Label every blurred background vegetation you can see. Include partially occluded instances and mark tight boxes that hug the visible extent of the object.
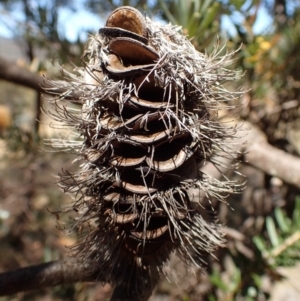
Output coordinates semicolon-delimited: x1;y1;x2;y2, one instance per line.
0;0;300;300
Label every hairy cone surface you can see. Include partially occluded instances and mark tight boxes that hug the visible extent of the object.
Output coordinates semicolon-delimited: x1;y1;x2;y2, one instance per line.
46;6;244;295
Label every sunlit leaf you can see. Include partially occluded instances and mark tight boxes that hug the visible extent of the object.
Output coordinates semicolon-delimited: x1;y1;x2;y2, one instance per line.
253;235;267;252
266;217;280;247
274;207;290;233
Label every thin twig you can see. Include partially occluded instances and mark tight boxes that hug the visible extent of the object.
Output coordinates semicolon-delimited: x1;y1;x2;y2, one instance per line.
240;121;300;189
270;230;300;258
0;57;82;100
203;120;300;189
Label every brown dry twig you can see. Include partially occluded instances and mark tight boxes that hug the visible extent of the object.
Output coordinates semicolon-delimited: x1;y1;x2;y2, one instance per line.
239;121;300;189
0;57;46;92
0;260;155;301
0;57;82;100
0;260;101;296
200;120;300;189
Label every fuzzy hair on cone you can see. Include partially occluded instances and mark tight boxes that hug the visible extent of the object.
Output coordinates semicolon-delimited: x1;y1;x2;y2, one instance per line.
45;6;244;296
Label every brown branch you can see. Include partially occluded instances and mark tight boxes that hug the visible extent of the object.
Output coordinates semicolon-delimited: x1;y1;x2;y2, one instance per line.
0;57;45;92
0;260;157;301
199;120;300;189
0;260;102;296
241;121;300;188
0;57;82;99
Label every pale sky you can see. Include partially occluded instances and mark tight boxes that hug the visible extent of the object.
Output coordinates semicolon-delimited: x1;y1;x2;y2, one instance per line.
0;2;277;42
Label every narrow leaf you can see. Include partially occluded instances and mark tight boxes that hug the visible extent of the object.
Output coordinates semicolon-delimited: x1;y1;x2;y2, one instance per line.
266;217;280;247
275;207;290;233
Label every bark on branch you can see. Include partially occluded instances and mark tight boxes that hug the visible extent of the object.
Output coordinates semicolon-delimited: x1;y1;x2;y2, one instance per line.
0;57;46;92
0;260;156;301
240;121;300;188
201;121;300;189
0;260;101;296
0;57;82;99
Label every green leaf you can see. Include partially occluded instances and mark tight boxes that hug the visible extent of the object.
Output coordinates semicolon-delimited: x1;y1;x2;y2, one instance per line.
251;273;262;287
266;217;280;247
275;207;290;233
293;196;300;227
208;295;217;301
253;235;267;252
158;0;178;25
209;269;228;291
197;2;220;33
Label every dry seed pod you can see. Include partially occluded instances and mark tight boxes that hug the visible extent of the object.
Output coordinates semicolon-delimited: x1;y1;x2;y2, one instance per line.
109;38;159;64
128;95;175;110
99;27;148;44
48;5;244;297
105;53;155;75
105;5;147;37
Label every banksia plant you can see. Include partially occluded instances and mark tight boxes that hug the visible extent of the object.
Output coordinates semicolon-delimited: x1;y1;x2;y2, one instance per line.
46;6;243;299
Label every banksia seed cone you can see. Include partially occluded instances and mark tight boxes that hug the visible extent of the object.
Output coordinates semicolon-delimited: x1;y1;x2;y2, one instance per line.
47;6;243;296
